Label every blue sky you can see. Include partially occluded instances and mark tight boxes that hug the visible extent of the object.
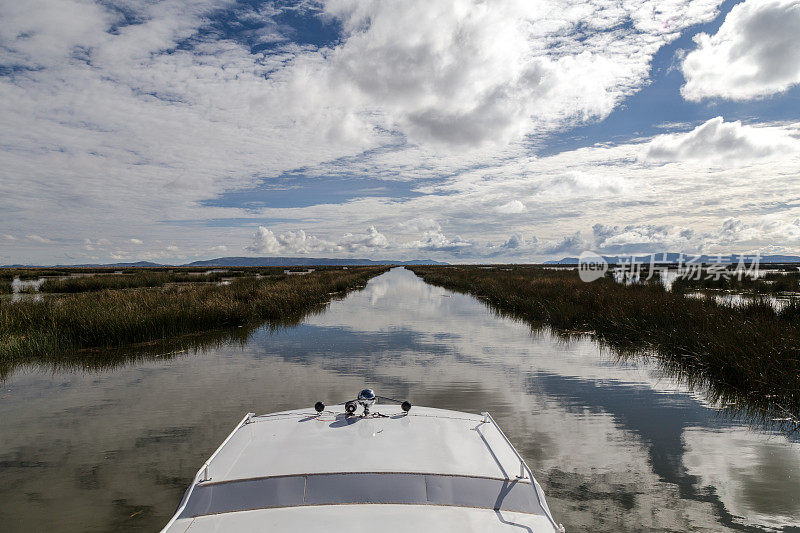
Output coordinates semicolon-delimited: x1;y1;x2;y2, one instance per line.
1;0;799;264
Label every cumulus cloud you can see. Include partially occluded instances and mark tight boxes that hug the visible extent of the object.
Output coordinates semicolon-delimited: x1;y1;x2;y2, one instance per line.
496;200;527;214
495;231;587;256
718;216;800;246
130;238;144;245
4;1;800;264
446;215;800;261
325;0;723;147
246;225;389;255
2;234;16;241
236;117;800;262
645;117;798;162
501;233;526;249
541;231;588;255
587;217;800;256
682;0;800;100
246;227;322;255
592;223;699;254
340;226;389;251
402;230;473;253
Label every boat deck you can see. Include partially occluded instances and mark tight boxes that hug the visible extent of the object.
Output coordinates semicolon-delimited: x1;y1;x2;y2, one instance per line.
163;404;562;532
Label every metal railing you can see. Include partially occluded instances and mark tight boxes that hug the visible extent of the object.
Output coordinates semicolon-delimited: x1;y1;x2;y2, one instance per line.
199;412;254;482
482;411;565;533
160;412;255;532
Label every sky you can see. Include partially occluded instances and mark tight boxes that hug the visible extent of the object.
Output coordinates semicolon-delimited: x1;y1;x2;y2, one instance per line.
1;0;799;265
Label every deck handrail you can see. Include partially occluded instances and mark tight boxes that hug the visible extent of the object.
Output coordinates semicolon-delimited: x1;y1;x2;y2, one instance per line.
199;412;255;482
160;412;255;533
481;412;565;533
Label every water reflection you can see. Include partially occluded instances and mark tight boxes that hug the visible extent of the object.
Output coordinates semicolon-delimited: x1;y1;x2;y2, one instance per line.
4;277;46;303
686;291;792;312
0;268;798;532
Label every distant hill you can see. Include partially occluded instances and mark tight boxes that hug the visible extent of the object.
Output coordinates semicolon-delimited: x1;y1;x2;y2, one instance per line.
1;261;166;268
2;257;448;268
545;253;800;264
62;261;165;268
183;257;448;267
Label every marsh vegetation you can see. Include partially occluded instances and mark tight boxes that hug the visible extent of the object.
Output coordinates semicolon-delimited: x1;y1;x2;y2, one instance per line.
409;265;800;422
0;266;387;375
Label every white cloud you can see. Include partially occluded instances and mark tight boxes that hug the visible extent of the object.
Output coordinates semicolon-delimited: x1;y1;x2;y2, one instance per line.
0;0;114;69
395;218;442;234
324;0;724;147
340;226;389;251
2;234;16;241
587;217;800;256
402;230;473;253
83;237;112;251
473;216;800;260
501;233;526;249
592;223;699;254
230;117;800;261
247;227;282;255
26;234;53;244
540;231;587;255
130;238;144;245
536;172;629;198
682;0;800;100
645;117;798;162
496;200;527;214
246;225;389;255
3;1;800;264
494;231;587;256
247;227;330;255
718;216;800;246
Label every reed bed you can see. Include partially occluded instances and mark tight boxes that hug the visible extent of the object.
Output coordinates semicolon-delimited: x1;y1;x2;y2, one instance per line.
39;272;172;293
0;267;387;369
37;270;277;293
0;280;11;294
0;268;92;280
409;265;800;419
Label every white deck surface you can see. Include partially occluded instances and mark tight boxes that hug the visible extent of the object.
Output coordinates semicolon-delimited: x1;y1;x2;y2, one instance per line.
167;504;559;532
162;403;562;532
210;405;525;481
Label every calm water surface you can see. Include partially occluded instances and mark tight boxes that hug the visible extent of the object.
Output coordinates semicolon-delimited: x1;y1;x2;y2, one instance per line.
1;268;798;532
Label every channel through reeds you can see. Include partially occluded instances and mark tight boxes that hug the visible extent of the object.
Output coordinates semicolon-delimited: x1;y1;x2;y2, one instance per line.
408;265;800;422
